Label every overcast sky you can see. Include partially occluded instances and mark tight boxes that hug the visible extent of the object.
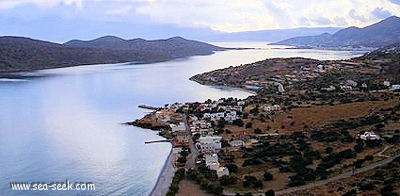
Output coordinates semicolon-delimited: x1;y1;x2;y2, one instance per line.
0;0;399;42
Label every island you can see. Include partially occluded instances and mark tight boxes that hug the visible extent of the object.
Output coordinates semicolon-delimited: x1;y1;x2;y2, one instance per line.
129;43;400;195
0;36;225;73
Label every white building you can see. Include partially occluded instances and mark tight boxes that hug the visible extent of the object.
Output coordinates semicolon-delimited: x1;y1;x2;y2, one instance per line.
196;136;222;154
170;122;186;132
384;81;391;87
216;167;230;177
203;112;225;120
361;83;368;89
321;85;336;92
237;101;245;106
340;85;353;91
229;139;245;147
205;154;219;165
391;85;400;91
204;154;229;177
360;132;380;140
224;111;237;123
346;80;358;87
277;83;285;93
264;104;281;113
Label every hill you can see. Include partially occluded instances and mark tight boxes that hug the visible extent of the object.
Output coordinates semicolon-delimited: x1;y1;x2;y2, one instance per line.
358;42;400;82
206;27;341;42
272;16;400;49
64;36;223;58
0;36;224;72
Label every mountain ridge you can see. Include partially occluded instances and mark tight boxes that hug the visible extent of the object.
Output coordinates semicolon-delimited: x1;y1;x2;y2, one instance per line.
272;16;400;49
0;36;224;73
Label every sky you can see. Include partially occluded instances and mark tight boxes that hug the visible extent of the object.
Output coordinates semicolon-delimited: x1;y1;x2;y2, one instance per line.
0;0;399;42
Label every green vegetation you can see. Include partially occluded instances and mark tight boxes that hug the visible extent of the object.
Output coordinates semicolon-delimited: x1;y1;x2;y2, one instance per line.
186;165;223;195
166;168;185;196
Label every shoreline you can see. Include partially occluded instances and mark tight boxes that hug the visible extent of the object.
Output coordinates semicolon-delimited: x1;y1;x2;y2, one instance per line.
150;145;175;196
189;77;257;95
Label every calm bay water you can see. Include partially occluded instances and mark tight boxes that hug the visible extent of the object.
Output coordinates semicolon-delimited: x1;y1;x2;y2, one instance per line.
0;43;365;195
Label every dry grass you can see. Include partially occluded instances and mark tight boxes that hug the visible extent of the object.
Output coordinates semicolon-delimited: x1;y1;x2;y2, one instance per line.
177;180;211;196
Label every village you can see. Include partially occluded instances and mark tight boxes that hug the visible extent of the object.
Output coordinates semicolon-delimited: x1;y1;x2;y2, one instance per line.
131;51;400;195
132;89;399;195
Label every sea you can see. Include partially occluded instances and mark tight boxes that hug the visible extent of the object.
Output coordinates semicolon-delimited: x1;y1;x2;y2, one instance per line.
0;42;366;195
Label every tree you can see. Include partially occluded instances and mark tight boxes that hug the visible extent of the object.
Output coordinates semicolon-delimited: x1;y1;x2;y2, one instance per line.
263;171;273;181
177;156;187;164
219;175;237;186
217;118;226;129
233;119;244;127
180;149;189;157
243;175;263;189
265;189;275;196
254;128;262;134
226;163;238;173
246;122;253;129
221;139;230;148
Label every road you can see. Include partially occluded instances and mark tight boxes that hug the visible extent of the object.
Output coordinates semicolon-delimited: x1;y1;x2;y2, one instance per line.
275;153;400;195
183;113;199;170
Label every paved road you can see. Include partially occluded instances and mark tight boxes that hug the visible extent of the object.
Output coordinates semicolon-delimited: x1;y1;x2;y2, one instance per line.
150;148;176;196
184;113;199;170
275;153;400;195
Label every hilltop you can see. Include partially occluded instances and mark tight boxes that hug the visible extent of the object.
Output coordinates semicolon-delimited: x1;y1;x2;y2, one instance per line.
0;36;224;72
273;16;400;49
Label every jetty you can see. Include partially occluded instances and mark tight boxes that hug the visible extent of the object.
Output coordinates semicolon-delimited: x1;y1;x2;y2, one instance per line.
138;104;161;110
145;139;171;144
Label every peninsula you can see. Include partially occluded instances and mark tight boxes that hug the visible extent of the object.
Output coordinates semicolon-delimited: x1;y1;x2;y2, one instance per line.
130;43;400;195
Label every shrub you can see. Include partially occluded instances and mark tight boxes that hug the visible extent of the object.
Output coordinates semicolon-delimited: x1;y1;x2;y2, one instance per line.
233;119;244;127
246;122;253;129
265;189;275;196
226;163;238;173
177;156;187;164
263;171;273;181
254;128;262;134
243;175;263;189
219;175;237;186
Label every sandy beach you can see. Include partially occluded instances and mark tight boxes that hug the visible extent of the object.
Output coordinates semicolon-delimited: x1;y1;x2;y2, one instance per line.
150;147;176;196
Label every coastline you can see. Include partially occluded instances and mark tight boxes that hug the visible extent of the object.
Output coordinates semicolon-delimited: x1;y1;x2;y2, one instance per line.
189;77;257;95
150;145;176;196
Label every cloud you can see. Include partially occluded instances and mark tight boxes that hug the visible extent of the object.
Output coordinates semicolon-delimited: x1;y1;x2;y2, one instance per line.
333;16;348;26
0;0;399;33
349;9;368;22
312;17;333;26
106;6;133;15
372;8;392;19
390;0;400;4
0;0;83;9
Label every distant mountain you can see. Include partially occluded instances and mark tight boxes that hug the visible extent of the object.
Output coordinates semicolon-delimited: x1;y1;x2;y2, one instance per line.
64;36;224;58
272;16;400;49
206;27;342;42
0;36;224;72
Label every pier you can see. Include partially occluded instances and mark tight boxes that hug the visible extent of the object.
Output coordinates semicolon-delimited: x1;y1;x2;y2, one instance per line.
145;139;171;144
138;104;161;110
